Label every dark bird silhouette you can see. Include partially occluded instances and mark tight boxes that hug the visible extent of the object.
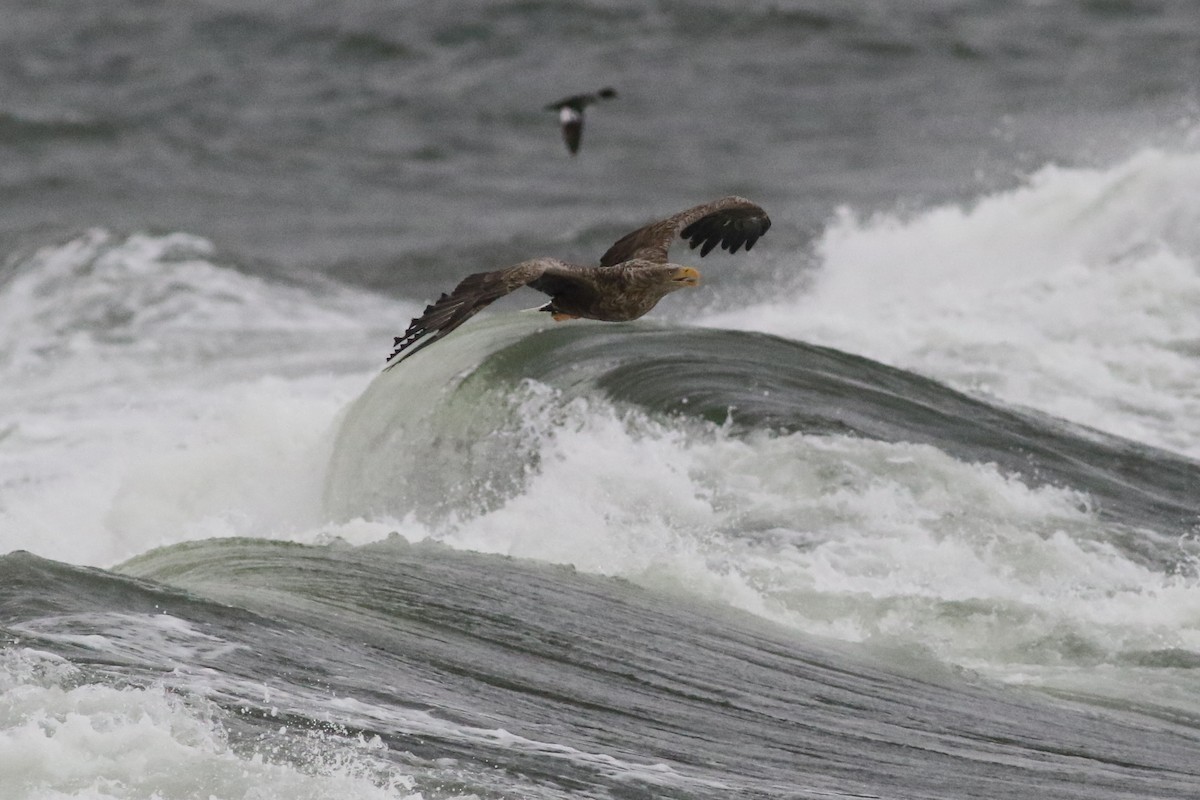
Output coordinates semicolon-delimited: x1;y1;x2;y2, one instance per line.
543;87;617;155
385;196;771;368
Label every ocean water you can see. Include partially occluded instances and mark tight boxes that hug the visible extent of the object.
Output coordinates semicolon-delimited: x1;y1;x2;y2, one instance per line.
3;1;1200;798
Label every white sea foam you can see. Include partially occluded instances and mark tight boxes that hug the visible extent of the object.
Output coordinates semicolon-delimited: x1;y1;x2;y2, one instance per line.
383;386;1200;702
1;634;699;799
703;147;1200;458
0;230;376;371
0;231;401;566
4;160;1200;717
0;649;420;800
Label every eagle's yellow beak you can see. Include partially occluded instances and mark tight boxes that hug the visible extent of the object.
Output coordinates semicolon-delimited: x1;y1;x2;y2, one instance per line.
672;267;701;287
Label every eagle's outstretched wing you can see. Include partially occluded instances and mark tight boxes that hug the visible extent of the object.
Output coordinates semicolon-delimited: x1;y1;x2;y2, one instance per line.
385;258;565;369
598;196;772;266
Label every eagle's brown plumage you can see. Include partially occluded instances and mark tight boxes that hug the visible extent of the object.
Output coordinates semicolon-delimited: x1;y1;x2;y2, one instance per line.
384;196;770;368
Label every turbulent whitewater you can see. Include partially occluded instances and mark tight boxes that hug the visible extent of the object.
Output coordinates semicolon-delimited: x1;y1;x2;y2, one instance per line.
5;1;1200;798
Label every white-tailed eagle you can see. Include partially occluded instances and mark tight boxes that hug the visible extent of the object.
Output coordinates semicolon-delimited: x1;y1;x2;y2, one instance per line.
385;196;771;368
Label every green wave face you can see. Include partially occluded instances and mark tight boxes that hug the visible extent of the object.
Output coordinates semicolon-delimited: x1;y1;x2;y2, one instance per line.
325;315;1200;553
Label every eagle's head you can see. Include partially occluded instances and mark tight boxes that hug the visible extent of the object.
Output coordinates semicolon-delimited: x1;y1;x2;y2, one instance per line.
665;264;701;290
612;261;703;319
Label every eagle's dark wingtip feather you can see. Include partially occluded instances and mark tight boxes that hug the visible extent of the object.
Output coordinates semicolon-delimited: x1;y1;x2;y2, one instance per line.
678;204;772;260
383;334;426;370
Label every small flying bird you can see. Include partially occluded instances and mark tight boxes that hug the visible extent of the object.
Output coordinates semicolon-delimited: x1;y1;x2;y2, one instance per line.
544;87;617;155
384;196;771;368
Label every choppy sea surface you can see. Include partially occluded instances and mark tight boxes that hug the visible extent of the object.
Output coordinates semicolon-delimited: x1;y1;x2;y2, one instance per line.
4;1;1200;798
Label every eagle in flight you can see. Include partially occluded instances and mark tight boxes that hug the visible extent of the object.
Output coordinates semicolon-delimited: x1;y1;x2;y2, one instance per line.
384;196;771;368
544;87;617;155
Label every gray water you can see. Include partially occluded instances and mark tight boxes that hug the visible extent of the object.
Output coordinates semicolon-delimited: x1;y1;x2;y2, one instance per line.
4;2;1200;798
6;0;1197;281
